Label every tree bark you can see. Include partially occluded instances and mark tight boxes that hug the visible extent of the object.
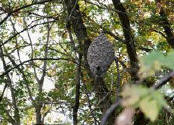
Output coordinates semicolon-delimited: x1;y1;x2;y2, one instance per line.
73;54;82;125
36;105;43;125
112;0;139;81
111;1;149;125
0;47;20;125
156;0;174;48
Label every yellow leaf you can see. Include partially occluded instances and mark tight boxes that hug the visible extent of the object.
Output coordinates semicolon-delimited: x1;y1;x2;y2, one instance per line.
121;85;140;107
139;96;159;122
17;18;23;24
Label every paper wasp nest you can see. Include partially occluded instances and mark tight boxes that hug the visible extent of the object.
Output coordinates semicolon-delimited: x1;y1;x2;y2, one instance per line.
87;32;115;77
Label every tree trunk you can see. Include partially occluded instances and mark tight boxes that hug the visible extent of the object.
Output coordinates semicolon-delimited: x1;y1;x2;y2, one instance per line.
155;0;174;48
0;47;21;125
111;1;149;125
64;0;115;124
36;105;43;125
73;53;82;125
112;0;139;81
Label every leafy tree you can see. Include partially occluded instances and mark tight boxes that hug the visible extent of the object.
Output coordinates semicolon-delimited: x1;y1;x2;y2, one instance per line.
0;0;174;125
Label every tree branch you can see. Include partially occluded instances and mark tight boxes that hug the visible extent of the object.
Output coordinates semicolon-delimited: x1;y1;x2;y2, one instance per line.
153;71;174;89
155;0;174;48
0;0;55;26
0;20;55;47
112;0;139;81
0;57;74;77
100;99;121;125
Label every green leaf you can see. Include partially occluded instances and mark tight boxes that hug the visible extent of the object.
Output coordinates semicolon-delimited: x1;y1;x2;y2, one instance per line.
121;85;167;122
139;96;159;122
121;85;148;107
139;90;167;122
164;51;174;69
152;91;167;107
139;51;164;78
139;50;174;78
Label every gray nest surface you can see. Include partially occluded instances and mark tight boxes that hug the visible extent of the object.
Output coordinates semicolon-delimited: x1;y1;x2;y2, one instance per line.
87;33;115;77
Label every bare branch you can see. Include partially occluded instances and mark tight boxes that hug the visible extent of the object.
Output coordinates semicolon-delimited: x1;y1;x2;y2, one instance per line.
112;0;139;81
0;57;75;77
0;20;55;47
100;99;121;125
114;57;121;101
0;0;55;26
153;71;174;89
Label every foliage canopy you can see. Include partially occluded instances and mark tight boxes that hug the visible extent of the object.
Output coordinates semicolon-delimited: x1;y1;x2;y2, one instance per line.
0;0;174;125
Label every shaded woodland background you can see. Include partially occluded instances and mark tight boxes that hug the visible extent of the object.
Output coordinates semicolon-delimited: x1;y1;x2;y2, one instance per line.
0;0;174;125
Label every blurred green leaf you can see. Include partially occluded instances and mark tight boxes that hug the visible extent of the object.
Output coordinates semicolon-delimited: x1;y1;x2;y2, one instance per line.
121;85;167;122
121;85;148;107
139;96;159;122
139;50;174;78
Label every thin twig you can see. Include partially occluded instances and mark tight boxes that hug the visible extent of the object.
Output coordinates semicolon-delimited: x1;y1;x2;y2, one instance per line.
0;20;55;47
114;57;121;101
100;99;121;125
153;71;174;89
0;57;74;77
0;0;55;26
